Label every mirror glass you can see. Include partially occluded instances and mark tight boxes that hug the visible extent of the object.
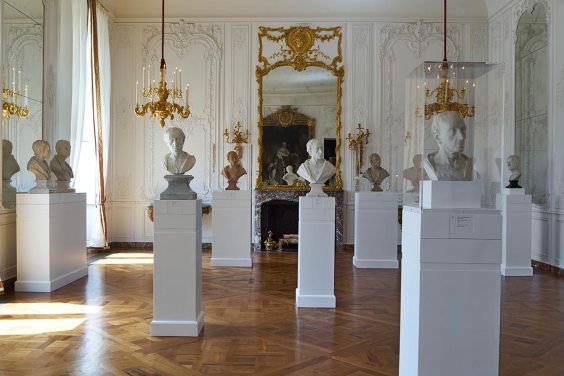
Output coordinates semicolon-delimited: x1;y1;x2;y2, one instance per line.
2;0;43;208
515;4;548;206
261;66;337;186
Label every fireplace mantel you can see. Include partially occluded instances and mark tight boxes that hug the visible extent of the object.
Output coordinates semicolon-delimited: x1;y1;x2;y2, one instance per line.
253;189;344;252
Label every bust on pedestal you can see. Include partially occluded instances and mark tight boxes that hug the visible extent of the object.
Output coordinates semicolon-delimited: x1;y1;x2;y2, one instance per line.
160;127;197;200
50;140;75;193
221;150;246;190
403;154;422;193
27;140;53;194
505;155;522;189
2;139;20;208
297;138;336;197
362;153;389;192
282;166;300;185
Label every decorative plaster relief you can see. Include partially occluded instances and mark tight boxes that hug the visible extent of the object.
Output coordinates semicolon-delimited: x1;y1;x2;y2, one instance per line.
353;26;369;48
557;69;564;111
513;0;551;41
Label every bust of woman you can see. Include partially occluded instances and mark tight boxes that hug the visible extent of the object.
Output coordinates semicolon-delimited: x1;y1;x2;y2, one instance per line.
221;150;247;190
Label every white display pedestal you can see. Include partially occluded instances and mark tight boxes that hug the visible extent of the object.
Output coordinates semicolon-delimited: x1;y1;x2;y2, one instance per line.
211;190;252;267
15;193;87;292
500;188;533;276
151;199;203;337
296;196;336;308
353;192;399;268
400;205;502;376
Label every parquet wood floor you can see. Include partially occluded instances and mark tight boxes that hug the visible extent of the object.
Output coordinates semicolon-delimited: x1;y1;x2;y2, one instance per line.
0;249;563;375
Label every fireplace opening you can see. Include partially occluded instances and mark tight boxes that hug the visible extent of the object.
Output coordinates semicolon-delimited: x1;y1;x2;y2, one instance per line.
260;200;299;251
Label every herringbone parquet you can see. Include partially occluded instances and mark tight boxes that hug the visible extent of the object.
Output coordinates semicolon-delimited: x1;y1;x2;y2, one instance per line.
0;249;563;375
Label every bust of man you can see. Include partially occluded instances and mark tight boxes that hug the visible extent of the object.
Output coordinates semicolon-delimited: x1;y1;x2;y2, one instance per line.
221;150;246;190
163;127;196;175
2;139;20;181
297;138;336;184
362;153;389;192
403;154;423;193
282;165;300;185
27;140;51;180
50;140;74;181
423;111;473;181
506;154;522;188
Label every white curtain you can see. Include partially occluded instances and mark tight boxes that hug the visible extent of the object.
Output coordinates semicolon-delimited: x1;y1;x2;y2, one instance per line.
72;0;111;248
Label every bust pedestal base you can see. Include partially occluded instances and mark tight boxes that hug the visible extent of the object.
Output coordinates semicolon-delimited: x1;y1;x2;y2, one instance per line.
15;193;87;292
296;196;336;308
29;179;53;194
305;183;327;197
151;199;203;337
211;191;252;267
353;192;399;268
160;175;196;200
400;206;502;376
499;188;533;276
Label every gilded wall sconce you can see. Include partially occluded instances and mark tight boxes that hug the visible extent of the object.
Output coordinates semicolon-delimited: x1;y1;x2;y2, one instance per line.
346;123;371;176
224;121;250;160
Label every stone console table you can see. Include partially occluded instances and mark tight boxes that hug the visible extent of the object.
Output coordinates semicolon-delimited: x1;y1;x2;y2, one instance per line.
254;189;344;252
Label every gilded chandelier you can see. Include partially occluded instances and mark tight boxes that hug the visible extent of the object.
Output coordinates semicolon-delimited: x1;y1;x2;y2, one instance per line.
134;0;190;128
424;0;475;120
2;68;29;119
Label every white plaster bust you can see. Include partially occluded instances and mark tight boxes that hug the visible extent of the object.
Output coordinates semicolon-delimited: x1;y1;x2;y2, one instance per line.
297;138;336;184
506;154;522;188
423;111;473;181
2;139;20;181
50;139;74;181
163;127;196;175
282;165;300;185
221;150;247;190
403;154;422;193
27;140;51;181
362;153;389;192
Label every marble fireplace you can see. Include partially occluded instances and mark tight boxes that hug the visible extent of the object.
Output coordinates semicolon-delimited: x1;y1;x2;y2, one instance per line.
254;190;344;252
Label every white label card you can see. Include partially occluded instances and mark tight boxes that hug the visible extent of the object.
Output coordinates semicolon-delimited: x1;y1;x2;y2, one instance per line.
449;215;474;239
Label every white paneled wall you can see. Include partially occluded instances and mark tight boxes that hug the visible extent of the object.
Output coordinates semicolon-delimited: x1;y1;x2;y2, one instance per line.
488;0;564;268
108;18;487;246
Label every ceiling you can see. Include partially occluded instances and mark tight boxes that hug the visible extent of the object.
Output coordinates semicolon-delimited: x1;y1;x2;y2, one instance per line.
103;0;490;20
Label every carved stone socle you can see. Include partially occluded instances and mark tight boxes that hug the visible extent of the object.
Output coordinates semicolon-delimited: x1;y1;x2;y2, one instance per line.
221;150;246;191
297;138;336;197
362;153;389;192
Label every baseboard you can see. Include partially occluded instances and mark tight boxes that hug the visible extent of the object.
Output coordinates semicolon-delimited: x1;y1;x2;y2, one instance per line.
210;258;252;267
295;289;336;308
501;265;533;277
151;311;204;337
353;256;399;269
15;267;88;293
107;242;212;250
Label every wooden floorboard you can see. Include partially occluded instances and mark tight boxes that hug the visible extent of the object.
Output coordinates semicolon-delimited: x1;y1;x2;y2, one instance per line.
0;249;562;375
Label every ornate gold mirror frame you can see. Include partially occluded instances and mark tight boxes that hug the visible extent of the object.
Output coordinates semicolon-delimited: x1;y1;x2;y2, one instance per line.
256;26;344;191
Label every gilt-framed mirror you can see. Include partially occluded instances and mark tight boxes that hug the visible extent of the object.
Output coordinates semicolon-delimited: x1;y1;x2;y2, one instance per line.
256;26;344;191
1;0;44;209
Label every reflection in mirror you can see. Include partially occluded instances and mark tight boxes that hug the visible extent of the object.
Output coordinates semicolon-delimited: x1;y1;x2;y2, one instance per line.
515;4;547;206
261;66;337;187
2;0;43;207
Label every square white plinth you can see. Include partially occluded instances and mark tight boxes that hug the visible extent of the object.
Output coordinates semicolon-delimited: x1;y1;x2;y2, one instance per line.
400;206;502;376
296;196;336;308
500;189;533;276
15;193;87;292
354;192;399;268
211;190;252;267
152;199;204;337
422;180;481;209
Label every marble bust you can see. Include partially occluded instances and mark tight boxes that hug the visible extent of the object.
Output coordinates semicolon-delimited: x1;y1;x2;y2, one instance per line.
297;138;336;197
163;127;196;175
221;150;247;190
403;154;423;193
2;139;20;181
362;153;389;192
27;140;51;181
50;140;74;181
282;165;300;185
423;111;473;181
506;154;522;188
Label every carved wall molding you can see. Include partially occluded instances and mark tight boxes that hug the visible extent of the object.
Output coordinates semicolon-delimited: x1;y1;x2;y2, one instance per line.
557;69;564;112
512;0;551;42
